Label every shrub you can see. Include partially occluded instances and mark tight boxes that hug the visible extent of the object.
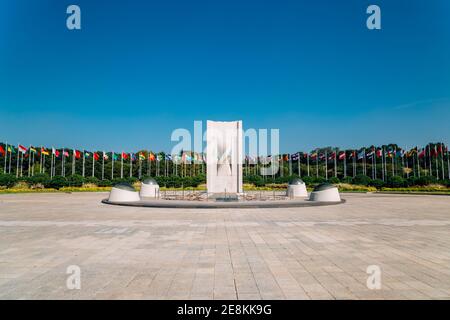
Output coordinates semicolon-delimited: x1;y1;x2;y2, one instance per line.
341;176;353;184
415;176;437;186
67;174;84;187
97;179;112;187
387;176;406;188
25;173;50;186
83;176;99;185
0;174;17;188
369;179;385;189
328;176;340;184
352;174;372;186
45;176;67;189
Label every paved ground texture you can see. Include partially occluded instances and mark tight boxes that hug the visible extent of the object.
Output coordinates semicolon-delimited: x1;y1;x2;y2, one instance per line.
0;192;449;300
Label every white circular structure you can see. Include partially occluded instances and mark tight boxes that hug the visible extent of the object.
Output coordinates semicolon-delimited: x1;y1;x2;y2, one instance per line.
309;183;341;202
139;178;160;198
108;183;140;202
286;178;308;198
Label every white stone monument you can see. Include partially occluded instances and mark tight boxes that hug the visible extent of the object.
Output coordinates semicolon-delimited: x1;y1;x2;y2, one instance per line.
206;120;243;195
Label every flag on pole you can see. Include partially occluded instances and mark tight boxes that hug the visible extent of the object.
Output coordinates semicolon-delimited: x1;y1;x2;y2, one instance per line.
30;147;37;154
0;145;5;156
121;152;128;160
103;152;109;160
73;150;81;159
139;152;145;160
93;153;99;161
63;150;69;157
338;151;346;160
19;145;28;153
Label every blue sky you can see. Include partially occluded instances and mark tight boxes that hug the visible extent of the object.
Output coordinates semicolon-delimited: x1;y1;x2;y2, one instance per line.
0;0;449;153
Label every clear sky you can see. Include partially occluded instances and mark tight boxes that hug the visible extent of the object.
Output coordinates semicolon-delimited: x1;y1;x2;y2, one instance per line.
0;0;449;153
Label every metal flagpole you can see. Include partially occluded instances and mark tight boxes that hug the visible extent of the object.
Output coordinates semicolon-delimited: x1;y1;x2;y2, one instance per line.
20;149;23;177
129;154;132;178
289;154;292;176
334;149;337;178
16;144;20;178
353;151;356;177
434;145;439;180
307;153;310;176
92;152;95;177
441;143;445;180
9;147;12;174
325;150;328;180
102;152;105;180
343;151;347;178
82;150;85;177
374;148;377;179
3;142;7;174
121;152;124;179
32;149;35;176
28;145;31;177
61;149;64;176
109;153;113;179
363;148;366;176
72;150;75;175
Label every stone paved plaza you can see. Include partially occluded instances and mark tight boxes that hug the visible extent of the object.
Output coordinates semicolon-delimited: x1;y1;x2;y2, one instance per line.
0;192;449;300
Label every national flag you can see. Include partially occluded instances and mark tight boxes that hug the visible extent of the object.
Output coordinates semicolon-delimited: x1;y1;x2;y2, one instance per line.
131;153;136;161
157;154;163;162
121;152;128;160
41;147;49;156
30;147;37;153
0;145;5;156
348;151;356;158
357;150;365;160
310;152;318;160
291;152;299;161
19;145;28;153
103;152;109;160
148;153;155;161
84;152;90;158
418;148;425;158
63;150;69;157
283;154;289;161
93;153;99;161
328;152;336;160
376;149;382;158
139;152;145;160
338;151;346;160
52;148;60;157
74;150;81;159
113;153;118;161
165;154;172;161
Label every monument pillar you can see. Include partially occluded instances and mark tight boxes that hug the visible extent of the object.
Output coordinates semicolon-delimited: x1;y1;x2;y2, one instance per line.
206;120;243;194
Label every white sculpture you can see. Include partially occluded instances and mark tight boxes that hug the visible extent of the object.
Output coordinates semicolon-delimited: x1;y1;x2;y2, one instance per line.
206;120;243;194
139;178;160;198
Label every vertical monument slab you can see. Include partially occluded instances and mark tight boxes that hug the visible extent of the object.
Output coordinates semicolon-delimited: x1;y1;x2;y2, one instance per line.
206;120;243;194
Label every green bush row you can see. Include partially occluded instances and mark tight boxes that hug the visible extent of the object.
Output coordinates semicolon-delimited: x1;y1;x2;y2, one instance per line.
1;173;449;190
0;173;207;189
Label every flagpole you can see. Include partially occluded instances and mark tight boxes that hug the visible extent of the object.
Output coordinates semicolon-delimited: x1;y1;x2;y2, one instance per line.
440;143;445;180
363;148;366;176
20;149;23;177
3;142;7;174
112;151;114;180
28;145;31;177
61;149;64;177
373;148;376;179
92;152;95;177
16;143;20;178
325;150;328;180
121;152;123;179
129;154;132;178
72;150;75;175
334;149;337;178
9;147;12;174
381;147;385;181
447;144;450;179
102;152;105;180
82;150;85;177
343;151;347;178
